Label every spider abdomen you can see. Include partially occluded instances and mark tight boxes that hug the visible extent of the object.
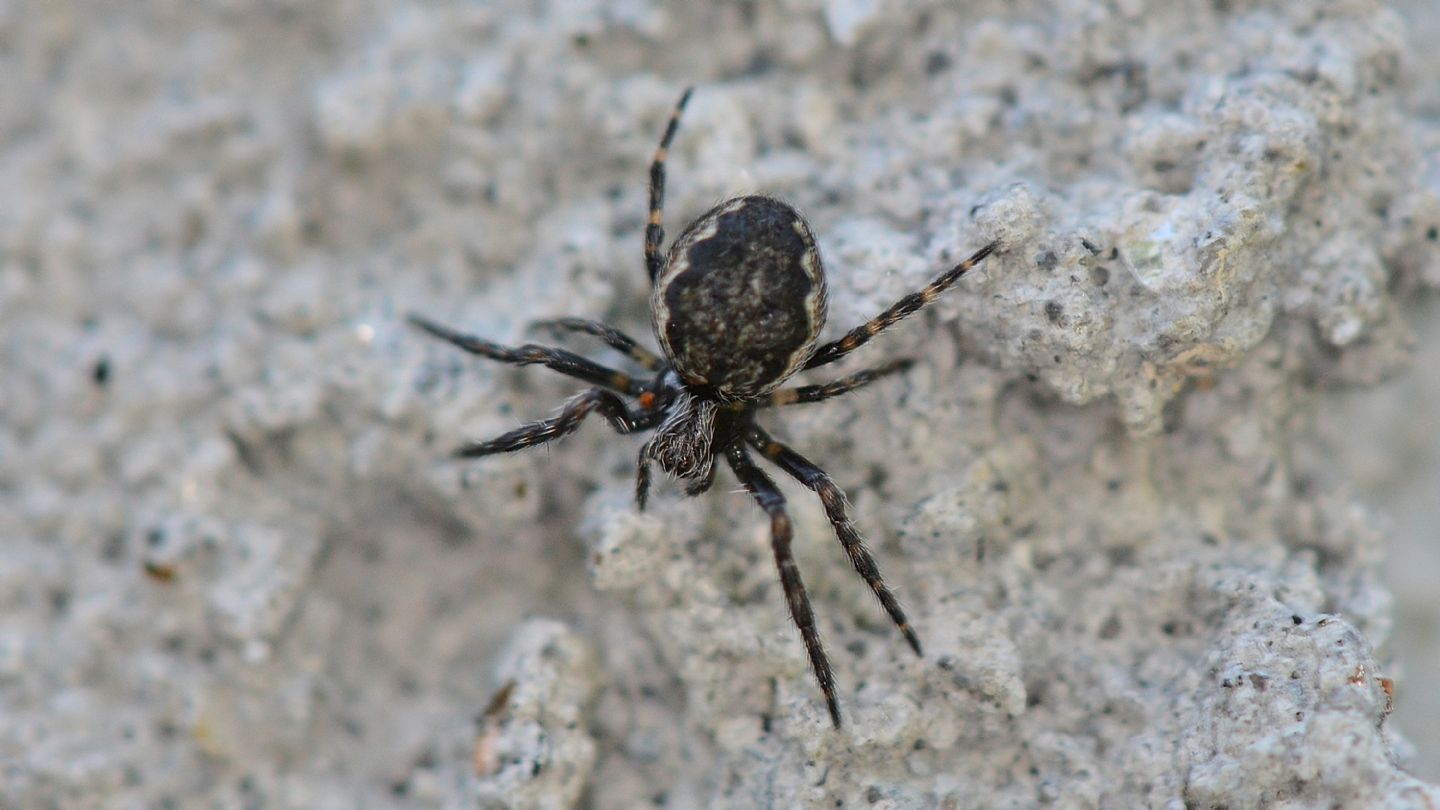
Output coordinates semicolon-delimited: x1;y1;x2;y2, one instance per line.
652;195;828;402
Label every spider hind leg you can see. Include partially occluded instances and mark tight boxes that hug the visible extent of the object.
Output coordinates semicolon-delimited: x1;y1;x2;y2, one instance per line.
804;240;997;370
530;317;664;371
645;88;694;284
409;314;644;396
760;359;915;408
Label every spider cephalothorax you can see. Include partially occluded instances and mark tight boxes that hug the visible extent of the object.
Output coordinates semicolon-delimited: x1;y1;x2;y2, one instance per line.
411;88;998;728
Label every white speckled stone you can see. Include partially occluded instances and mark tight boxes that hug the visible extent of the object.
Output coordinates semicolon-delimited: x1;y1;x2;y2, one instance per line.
2;0;1438;807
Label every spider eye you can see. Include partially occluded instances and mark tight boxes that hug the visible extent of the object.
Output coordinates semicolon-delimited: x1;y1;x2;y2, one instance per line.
639;391;658;410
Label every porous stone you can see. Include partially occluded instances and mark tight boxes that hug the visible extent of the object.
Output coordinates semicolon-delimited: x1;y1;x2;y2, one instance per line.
2;0;1437;808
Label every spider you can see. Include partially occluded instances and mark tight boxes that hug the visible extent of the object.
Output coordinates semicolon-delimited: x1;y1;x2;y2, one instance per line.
410;88;998;728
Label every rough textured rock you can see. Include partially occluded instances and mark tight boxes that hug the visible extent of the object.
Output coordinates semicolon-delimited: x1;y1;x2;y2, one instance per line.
2;0;1438;808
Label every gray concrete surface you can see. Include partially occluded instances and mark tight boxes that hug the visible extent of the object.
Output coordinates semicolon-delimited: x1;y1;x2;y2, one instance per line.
2;0;1438;807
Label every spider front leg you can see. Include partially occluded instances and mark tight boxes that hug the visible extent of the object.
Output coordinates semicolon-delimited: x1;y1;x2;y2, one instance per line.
725;442;842;729
409;314;644;396
804;240;998;370
747;425;922;657
452;388;662;458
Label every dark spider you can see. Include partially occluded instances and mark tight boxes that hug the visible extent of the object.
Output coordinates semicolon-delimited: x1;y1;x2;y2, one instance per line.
410;88;999;728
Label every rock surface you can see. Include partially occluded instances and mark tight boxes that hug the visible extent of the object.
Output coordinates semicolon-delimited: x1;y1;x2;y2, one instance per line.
2;0;1438;807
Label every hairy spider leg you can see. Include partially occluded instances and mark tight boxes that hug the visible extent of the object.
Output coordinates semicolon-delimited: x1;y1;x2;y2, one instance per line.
452;388;664;458
409;314;646;397
725;441;842;728
530;317;665;371
645;87;695;284
757;358;915;408
805;240;999;370
747;425;923;657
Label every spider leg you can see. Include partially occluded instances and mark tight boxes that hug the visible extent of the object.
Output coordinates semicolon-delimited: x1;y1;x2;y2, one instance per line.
409;314;644;396
645;87;694;284
530;317;664;371
725;441;842;729
746;425;923;657
452;388;661;458
804;240;998;370
759;359;914;408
